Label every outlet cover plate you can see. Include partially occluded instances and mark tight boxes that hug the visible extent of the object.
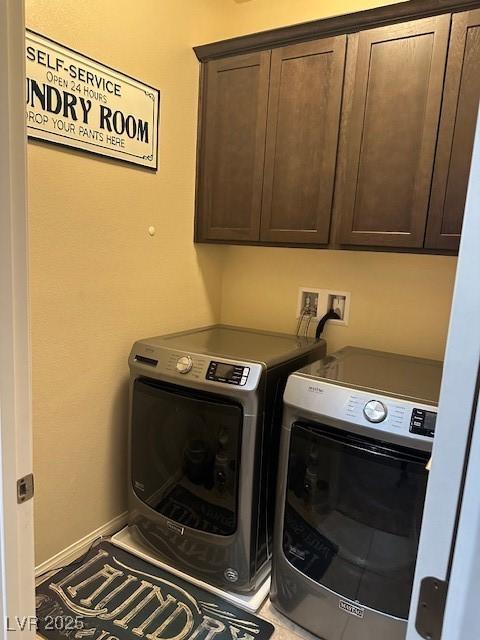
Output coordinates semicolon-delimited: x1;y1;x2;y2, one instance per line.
324;290;351;326
297;287;323;319
296;287;351;325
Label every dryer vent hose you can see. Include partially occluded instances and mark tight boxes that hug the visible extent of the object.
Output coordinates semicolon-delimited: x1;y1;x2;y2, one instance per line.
315;309;341;340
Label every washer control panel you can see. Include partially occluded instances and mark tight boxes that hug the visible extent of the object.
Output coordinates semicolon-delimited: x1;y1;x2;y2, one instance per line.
131;346;261;390
206;361;250;386
176;355;193;374
363;400;388;423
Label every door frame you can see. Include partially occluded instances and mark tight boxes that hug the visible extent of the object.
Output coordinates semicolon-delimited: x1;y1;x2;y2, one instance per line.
407;103;480;639
0;0;36;636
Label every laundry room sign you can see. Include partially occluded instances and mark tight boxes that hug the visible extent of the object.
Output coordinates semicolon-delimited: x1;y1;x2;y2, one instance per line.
25;30;160;169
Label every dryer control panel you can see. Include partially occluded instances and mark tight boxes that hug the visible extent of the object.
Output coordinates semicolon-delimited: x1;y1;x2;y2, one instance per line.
345;394;437;440
284;376;438;451
358;399;436;437
410;408;437;437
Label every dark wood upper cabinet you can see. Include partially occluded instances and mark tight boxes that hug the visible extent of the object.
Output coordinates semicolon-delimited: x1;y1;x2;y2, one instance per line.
194;3;480;254
336;15;450;248
425;9;480;251
260;37;346;244
196;51;270;242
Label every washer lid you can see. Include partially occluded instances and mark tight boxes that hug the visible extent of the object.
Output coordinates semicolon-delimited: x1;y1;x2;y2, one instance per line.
297;346;443;405
138;325;323;367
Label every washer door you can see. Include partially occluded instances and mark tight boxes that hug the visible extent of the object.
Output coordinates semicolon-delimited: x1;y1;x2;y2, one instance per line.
131;378;243;536
283;422;429;619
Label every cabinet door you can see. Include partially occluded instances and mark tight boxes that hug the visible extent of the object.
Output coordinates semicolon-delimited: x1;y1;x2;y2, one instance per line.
260;37;346;244
425;10;480;251
336;16;450;248
196;52;270;242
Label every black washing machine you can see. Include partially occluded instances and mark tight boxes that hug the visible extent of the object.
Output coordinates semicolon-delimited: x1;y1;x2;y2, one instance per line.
128;324;326;593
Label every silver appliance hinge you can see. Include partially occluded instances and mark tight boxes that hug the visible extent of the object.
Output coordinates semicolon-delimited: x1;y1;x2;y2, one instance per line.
415;576;448;640
17;473;34;503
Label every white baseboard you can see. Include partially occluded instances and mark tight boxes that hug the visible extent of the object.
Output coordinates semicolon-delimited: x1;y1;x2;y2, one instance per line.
35;511;128;577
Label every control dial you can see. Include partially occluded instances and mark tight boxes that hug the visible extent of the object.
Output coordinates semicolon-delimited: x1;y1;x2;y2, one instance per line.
363;400;388;423
176;355;193;374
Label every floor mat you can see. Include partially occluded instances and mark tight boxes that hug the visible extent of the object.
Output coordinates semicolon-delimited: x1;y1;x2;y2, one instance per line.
35;540;274;640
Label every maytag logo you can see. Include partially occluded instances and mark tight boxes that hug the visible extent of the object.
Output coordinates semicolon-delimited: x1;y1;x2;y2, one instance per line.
308;385;324;394
339;599;364;619
166;520;185;536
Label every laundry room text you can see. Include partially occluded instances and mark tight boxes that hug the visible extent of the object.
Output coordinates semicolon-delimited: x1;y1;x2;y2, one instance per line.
25;31;159;169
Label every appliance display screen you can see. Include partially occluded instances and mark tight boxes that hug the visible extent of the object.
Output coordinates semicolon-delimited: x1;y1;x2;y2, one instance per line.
424;411;437;431
410;408;437;436
216;363;236;379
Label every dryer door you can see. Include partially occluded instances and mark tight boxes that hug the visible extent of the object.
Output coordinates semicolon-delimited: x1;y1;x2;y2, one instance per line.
283;422;429;620
131;378;243;536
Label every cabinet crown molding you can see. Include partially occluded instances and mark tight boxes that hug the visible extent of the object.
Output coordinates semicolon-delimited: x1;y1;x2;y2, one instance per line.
193;0;480;61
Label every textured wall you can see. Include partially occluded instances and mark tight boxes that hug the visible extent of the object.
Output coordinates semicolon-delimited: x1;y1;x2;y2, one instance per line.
198;0;408;39
26;0;226;564
220;247;456;360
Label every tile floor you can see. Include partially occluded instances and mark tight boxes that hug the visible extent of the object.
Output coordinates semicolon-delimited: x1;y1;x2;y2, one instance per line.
260;599;318;639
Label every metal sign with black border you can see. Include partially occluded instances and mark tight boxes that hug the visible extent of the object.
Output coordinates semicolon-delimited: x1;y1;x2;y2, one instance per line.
25;30;160;170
